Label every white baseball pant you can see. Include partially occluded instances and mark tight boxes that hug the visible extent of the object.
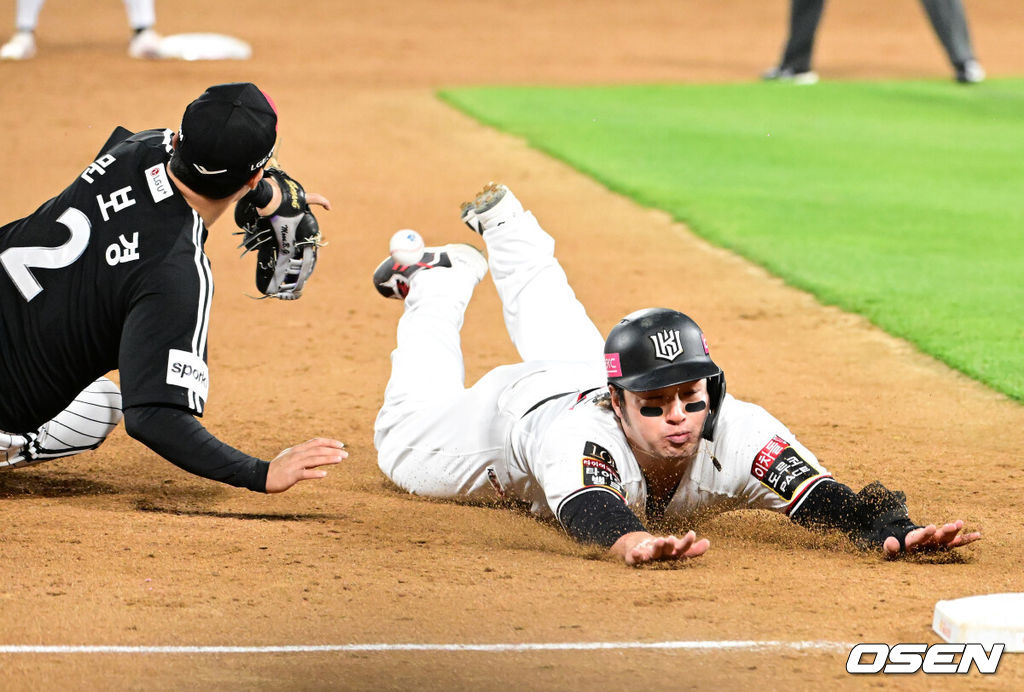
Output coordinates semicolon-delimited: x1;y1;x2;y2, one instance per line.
374;209;605;500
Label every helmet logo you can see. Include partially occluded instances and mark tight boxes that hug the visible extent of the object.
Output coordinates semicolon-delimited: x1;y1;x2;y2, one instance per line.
650;329;684;361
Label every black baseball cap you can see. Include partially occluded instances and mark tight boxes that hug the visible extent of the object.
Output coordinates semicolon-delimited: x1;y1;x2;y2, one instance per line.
170;82;278;199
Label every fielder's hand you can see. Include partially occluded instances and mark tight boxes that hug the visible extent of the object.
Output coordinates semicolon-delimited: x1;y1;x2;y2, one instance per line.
611;530;710;567
882;520;981;558
265;437;347;493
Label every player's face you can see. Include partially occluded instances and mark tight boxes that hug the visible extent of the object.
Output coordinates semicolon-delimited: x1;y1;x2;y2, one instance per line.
613;379;709;464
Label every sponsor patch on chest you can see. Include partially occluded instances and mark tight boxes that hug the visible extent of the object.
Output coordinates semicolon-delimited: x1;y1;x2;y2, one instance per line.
751;435;819;501
166;349;209;400
581;441;625;498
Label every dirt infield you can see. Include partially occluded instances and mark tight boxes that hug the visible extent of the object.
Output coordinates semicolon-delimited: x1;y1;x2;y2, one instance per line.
2;0;1023;689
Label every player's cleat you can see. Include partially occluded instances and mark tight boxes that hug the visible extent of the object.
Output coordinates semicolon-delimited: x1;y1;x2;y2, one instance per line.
373;248;450;300
955;60;985;84
460;182;524;234
373;237;486;300
762;66;819;85
128;28;163;59
0;31;36;60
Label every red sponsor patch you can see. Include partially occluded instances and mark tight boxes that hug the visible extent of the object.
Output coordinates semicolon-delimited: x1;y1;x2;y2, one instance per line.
752;435;789;480
605;353;622;378
700;333;710;355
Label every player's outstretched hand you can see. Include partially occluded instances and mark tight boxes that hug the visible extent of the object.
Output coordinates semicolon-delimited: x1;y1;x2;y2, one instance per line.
265;437;347;493
612;530;710;567
882;520;981;558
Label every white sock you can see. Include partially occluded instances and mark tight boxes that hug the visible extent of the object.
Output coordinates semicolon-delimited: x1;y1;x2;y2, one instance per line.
15;0;46;32
122;0;155;31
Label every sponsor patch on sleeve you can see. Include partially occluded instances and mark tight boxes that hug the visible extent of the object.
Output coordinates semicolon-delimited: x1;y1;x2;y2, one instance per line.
166;349;210;401
581;441;625;499
751;435;820;502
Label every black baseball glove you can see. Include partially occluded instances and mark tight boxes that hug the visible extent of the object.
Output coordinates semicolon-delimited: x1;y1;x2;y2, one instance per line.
234;168;324;300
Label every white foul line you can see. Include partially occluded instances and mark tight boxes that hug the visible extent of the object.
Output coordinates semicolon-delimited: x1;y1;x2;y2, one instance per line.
0;640;855;655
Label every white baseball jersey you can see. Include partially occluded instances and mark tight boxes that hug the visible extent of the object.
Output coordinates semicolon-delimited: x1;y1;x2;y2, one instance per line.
506;388;832;523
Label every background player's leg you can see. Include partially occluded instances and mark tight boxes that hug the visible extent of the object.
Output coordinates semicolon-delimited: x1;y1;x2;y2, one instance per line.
919;0;981;80
466;186;605;371
0;0;45;59
122;0;156;31
1;377;122;468
123;0;160;59
14;0;45;32
779;0;826;73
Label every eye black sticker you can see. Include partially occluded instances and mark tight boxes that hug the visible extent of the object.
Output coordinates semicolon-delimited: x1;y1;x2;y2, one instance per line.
639;400;707;417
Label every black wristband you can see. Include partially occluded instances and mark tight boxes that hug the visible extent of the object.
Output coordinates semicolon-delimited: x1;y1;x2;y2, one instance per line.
241;178;274;210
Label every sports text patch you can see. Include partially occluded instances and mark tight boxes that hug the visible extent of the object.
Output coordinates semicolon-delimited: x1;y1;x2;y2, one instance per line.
581;441;624;499
751;435;818;501
166;349;209;401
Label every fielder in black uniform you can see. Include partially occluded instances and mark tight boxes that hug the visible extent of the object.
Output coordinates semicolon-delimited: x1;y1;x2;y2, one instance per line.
764;0;985;84
0;82;345;492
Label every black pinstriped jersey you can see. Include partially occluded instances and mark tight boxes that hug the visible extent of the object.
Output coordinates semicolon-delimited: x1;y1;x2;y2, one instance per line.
0;128;214;433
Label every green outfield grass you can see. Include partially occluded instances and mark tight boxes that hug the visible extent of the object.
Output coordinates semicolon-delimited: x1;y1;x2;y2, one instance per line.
440;80;1024;402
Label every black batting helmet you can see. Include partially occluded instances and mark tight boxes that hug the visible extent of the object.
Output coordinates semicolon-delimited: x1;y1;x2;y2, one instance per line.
604;308;726;440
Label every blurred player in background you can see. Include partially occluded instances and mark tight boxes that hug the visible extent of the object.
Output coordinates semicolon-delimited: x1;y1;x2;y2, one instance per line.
371;183;980;567
764;0;985;84
0;82;344;494
1;0;161;60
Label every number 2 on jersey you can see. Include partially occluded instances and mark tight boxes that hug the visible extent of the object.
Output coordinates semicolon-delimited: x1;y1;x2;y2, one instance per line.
1;208;91;301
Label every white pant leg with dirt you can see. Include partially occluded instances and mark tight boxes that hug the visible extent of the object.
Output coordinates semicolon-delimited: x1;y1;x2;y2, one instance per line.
374;206;605;502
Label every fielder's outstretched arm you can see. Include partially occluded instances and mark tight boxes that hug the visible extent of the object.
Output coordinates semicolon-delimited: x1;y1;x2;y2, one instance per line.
123;404;345;492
